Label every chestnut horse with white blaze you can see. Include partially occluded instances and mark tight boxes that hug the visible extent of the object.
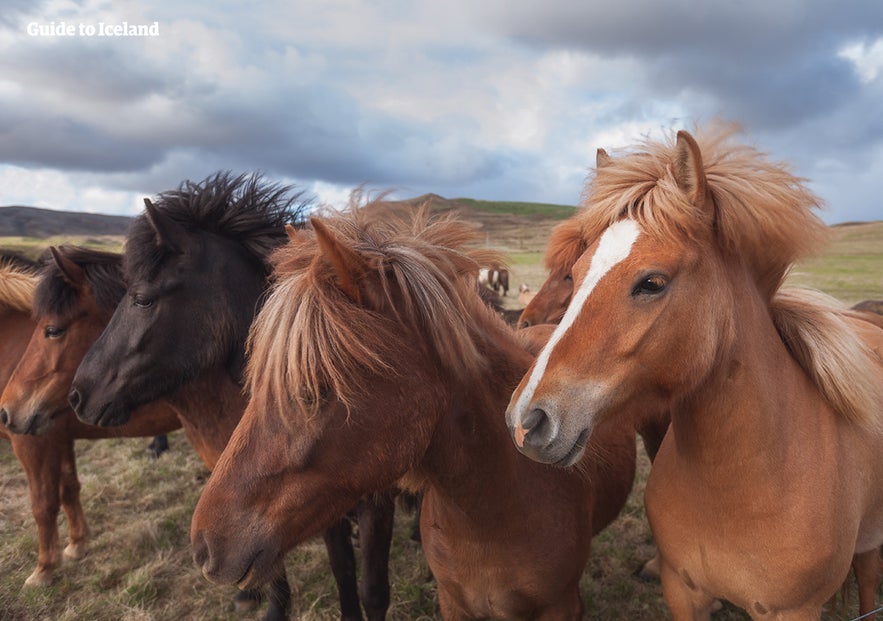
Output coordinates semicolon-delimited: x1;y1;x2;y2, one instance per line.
191;206;637;619
506;125;883;619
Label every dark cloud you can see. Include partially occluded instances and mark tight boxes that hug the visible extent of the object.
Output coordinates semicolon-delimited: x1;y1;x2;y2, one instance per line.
475;1;883;130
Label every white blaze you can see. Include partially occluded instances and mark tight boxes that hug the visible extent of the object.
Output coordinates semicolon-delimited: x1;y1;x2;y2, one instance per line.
510;219;641;421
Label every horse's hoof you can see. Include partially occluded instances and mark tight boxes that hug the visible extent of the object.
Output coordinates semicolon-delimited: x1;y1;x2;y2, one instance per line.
633;553;661;583
63;542;88;561
24;568;54;588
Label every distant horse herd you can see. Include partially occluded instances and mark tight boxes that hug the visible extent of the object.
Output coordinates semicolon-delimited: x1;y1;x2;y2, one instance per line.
2;123;883;620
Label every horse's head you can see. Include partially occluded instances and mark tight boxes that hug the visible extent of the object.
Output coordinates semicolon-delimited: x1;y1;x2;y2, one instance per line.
517;151;617;330
192;206;502;589
506;127;826;466
69;173;302;427
1;247;122;435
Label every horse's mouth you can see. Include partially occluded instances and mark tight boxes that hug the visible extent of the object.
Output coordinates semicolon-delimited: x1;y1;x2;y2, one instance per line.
554;428;590;467
235;558;258;590
93;401;127;427
234;548;277;590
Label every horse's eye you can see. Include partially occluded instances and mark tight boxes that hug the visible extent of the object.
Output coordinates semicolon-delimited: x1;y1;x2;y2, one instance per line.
632;274;668;296
564;274;573;282
44;326;65;339
133;294;154;308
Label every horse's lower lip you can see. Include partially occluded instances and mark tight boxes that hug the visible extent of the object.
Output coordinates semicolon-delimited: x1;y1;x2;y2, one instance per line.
236;563;256;589
234;552;262;589
554;428;590;467
94;402;119;427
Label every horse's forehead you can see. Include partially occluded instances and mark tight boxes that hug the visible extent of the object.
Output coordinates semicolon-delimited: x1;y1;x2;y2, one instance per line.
510;220;641;417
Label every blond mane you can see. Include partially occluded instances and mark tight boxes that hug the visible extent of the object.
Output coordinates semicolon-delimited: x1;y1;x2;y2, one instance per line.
771;289;883;431
245;202;503;419
579;122;828;298
0;260;37;312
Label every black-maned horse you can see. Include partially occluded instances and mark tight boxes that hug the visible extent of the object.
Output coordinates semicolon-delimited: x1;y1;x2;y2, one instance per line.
69;173;394;621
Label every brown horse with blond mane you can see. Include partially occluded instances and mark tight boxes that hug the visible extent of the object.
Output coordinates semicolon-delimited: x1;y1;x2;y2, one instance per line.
506;124;883;619
191;205;637;619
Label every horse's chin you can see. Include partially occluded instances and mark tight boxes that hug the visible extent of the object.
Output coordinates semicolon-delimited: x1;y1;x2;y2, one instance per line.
78;399;133;428
200;542;282;590
514;427;590;467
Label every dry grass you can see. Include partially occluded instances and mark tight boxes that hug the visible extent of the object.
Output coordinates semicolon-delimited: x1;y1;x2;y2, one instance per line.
0;213;880;620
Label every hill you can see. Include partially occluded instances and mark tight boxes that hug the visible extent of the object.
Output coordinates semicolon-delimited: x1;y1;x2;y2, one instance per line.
389;193;576;253
0;205;132;237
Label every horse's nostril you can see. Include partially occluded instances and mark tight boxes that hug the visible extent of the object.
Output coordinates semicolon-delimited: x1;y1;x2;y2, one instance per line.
519;320;531;329
192;530;209;567
522;407;548;432
519;407;554;449
68;389;82;414
0;408;9;427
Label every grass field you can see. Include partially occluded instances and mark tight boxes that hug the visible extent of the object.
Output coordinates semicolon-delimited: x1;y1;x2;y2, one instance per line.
0;215;881;620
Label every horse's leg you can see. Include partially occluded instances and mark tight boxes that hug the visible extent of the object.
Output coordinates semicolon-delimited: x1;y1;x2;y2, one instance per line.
58;437;89;561
233;588;262;612
322;517;362;621
356;492;395;621
853;548;883;618
408;491;422;542
659;562;715;621
260;562;292;621
146;434;169;460
635;413;670;581
10;435;63;587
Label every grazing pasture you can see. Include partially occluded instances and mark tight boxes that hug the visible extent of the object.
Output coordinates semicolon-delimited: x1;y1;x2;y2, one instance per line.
0;201;880;620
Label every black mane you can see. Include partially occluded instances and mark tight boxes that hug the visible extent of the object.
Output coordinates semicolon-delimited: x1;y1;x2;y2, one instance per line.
125;172;309;279
1;251;39;273
34;246;125;321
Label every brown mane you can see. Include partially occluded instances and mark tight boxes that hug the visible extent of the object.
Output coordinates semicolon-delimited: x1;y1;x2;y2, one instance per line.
246;202;503;419
0;258;37;312
544;216;586;274
580;122;828;299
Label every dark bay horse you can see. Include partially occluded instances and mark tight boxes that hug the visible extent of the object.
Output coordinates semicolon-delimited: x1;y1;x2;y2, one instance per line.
0;254;180;588
506;125;883;619
191;207;637;619
67;173;393;621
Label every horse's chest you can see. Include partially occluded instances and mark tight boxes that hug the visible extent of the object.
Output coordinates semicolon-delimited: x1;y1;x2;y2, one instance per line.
645;447;853;611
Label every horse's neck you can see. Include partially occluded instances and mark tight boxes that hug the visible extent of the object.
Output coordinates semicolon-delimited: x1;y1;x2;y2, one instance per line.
669;292;832;474
164;369;246;469
0;309;33;387
420;332;540;516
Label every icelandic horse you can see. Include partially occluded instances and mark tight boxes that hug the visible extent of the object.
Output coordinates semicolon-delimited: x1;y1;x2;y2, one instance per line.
190;206;637;619
0;253;180;588
506;124;883;619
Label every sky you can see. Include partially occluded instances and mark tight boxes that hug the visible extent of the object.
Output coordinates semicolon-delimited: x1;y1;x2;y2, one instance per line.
2;0;882;224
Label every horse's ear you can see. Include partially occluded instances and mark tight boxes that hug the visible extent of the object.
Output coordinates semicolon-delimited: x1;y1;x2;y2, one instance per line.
596;148;612;168
311;217;369;304
49;247;86;288
674;130;707;207
143;198;185;253
284;223;298;241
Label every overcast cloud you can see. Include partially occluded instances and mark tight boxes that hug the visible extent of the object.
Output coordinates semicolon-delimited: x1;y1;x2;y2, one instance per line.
1;0;881;223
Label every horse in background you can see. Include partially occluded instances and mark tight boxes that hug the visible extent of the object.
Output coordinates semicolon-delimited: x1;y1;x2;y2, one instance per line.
67;173;394;621
0;254;181;588
507;125;883;619
479;264;510;296
191;206;636;619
